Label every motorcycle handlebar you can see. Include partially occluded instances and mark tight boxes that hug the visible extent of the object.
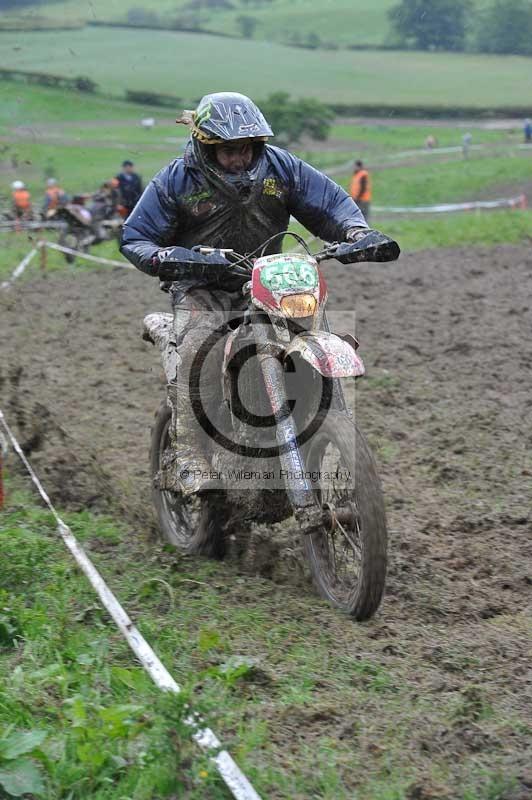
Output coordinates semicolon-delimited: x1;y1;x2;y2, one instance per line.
316;231;400;265
158;230;400;293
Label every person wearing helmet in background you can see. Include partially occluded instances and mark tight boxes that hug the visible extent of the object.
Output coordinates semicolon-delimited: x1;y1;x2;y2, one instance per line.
116;160;143;216
11;180;32;221
121;91;379;498
43;178;67;215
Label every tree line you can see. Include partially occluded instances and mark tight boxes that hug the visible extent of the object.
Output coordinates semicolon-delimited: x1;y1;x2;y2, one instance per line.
389;0;532;55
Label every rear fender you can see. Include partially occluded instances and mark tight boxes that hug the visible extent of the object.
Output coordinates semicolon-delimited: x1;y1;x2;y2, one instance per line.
284;331;365;378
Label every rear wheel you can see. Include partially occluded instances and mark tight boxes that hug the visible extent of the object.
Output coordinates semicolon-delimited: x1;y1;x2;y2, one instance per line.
150;402;226;557
302;411;387;620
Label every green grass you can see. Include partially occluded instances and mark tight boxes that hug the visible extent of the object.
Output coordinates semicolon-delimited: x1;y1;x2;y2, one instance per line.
374;209;532;251
13;0;398;46
1;82;531;264
12;0;500;52
0;477;528;798
330;123;518;151
0;484;222;799
0;81;170;128
2;27;532;108
336;153;532;206
0;140;178;199
289;208;532;252
0;233;127;282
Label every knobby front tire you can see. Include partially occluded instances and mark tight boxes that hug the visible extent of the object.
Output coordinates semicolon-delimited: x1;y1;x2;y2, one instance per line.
301;411;387;620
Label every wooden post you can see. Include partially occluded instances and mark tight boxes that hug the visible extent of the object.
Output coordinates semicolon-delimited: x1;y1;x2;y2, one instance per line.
39;241;47;273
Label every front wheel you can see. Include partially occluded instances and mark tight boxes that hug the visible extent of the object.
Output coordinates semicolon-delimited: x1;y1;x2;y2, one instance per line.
301;411;387;620
58;229;84;264
150;402;226;557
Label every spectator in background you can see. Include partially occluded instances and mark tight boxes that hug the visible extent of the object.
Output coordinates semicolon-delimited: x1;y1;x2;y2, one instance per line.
462;131;473;159
116;160;143;216
524;119;532;144
11;180;32;221
43;178;67;215
349;160;372;222
425;134;437;149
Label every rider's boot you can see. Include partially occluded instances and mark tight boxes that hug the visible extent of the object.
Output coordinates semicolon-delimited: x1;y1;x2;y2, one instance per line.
165;379;217;496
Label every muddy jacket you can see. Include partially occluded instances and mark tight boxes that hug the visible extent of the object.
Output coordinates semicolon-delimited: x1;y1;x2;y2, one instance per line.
120;142;367;278
116;171;143;211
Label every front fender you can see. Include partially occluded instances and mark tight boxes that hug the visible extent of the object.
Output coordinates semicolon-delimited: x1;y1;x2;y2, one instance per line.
284;331;365;378
143;312;178;383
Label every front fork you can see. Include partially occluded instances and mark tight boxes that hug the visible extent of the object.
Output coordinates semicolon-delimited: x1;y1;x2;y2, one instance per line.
253;316;327;534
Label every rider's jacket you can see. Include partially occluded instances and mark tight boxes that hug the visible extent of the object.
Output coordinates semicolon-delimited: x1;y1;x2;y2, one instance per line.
44;186;66;211
12;189;31;212
120;142;367;276
349;169;372;203
116;171;143;212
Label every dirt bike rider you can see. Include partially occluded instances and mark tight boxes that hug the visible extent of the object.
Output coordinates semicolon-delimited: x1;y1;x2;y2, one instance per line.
120;91;376;496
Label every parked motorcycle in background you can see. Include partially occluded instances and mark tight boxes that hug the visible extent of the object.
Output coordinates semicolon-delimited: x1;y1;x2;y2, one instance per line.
49;185;123;263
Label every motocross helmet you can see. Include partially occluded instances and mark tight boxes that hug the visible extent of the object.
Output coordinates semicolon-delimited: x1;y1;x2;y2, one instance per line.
12;180;25;190
188;92;273;194
191;92;273;144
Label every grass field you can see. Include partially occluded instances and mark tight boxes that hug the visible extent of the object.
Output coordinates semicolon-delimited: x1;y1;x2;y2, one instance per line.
12;0;501;50
0;82;170;128
2;27;532;108
0;477;526;800
338;155;532;206
329;123;519;150
13;0;398;46
1;81;531;260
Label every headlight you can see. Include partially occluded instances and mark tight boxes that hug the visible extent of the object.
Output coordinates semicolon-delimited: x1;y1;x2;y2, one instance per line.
279;293;317;318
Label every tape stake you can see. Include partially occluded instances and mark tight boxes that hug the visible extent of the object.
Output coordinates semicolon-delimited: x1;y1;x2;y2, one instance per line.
0;409;262;800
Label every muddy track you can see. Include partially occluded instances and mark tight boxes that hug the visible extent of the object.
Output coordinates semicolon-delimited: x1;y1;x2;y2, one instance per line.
1;243;532;794
2;258;532;634
1;242;531;607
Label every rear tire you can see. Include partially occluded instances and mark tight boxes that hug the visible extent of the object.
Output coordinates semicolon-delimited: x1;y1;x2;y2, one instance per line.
150;402;226;557
301;411;387;620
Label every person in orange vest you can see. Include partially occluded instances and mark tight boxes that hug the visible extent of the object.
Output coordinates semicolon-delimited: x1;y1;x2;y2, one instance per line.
43;178;67;214
11;180;32;221
349;160;372;222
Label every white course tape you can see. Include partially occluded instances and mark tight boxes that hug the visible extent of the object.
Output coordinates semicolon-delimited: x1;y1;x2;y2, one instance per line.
41;240;134;269
0;246;39;290
384;144;485;160
373;194;526;214
0;221;64;233
0;408;262;800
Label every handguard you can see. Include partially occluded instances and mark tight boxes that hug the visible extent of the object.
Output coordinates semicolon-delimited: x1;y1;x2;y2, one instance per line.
155;246;231;283
324;231;400;264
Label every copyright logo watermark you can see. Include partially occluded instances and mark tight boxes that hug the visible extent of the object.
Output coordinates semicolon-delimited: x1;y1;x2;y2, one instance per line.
185;311;355;460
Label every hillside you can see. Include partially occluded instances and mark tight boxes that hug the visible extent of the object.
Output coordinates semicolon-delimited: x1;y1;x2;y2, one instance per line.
2;27;532;109
12;0;397;47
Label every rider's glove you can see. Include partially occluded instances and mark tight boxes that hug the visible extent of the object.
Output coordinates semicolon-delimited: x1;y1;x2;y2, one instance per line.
153;246;230;281
345;227;373;243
